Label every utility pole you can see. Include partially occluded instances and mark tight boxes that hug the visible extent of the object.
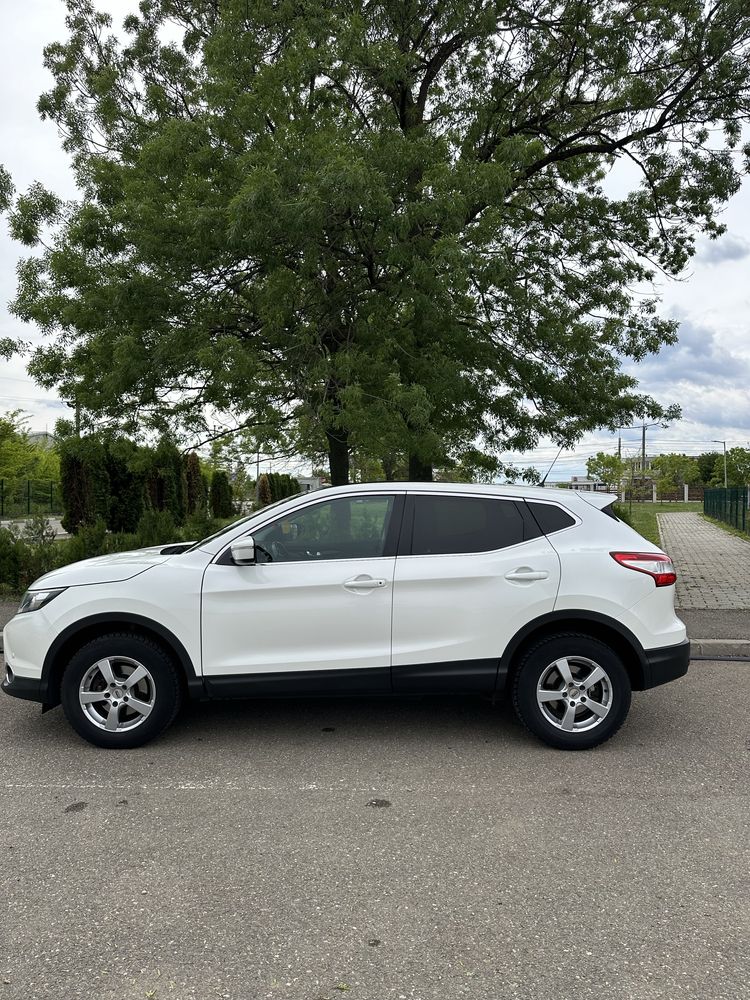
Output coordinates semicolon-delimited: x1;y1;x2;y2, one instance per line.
712;440;727;488
641;423;647;472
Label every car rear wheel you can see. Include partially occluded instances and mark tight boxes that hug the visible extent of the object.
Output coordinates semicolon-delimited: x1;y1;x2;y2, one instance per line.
61;633;182;749
512;633;631;750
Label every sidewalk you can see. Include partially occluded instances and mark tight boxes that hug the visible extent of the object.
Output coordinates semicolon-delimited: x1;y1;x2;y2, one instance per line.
658;512;750;609
658;512;750;657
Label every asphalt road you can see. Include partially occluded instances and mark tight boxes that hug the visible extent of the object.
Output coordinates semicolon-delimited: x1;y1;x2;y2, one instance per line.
1;660;748;1000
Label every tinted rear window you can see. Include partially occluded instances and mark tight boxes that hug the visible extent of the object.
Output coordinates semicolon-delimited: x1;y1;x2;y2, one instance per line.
526;501;576;535
410;496;526;555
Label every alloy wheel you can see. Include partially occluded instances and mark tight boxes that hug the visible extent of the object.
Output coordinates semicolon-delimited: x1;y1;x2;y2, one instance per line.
535;655;613;733
78;656;156;733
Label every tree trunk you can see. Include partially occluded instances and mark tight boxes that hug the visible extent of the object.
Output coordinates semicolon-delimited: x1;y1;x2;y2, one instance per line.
326;429;350;486
408;453;433;481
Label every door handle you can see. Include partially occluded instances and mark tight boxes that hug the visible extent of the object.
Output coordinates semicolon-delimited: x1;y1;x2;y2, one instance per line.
504;568;549;582
343;576;387;591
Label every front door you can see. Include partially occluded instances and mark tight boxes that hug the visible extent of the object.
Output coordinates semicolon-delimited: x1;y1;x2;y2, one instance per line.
201;493;402;695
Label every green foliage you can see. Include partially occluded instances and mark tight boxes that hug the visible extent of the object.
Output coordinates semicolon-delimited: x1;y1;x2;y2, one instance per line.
64;518;109;563
106;437;144;532
0;528;22;592
210;470;234;518
696;452;721;485
9;2;749;480
142;438;186;523
257;473;272;507
710;447;750;487
264;472;300;502
0;410;60;495
135;509;178;547
0;504;236;593
58;434;109;533
586;452;627;493
22;513;57;546
184;451;204;515
651;454;700;494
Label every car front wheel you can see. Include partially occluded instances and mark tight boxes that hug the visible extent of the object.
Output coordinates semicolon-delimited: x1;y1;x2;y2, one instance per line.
512;633;632;750
60;633;182;749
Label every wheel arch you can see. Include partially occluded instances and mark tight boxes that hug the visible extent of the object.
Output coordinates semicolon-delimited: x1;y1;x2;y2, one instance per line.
499;611;647;692
41;613;204;710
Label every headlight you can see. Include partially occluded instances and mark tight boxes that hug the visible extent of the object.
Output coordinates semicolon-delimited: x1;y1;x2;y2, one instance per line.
17;588;67;614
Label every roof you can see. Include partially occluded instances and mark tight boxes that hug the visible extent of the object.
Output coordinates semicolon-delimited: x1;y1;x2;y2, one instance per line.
314;481;601;503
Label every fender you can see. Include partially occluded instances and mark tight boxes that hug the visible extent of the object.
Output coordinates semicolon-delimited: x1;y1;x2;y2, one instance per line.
496;609;648;690
41;612;204;707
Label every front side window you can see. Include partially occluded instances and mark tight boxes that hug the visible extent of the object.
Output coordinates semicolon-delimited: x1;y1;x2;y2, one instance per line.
252;495;395;562
410;496;526;555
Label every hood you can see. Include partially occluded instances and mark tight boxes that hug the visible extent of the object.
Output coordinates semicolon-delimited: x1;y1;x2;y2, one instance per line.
31;545;180;589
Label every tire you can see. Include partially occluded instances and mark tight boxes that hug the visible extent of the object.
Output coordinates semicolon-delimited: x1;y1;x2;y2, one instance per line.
60;632;182;749
512;633;631;750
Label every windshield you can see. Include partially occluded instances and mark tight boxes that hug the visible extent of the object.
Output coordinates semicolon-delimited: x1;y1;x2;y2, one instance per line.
186;492;307;551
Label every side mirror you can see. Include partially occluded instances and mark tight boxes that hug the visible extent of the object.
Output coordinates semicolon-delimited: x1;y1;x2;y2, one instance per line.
230;536;256;565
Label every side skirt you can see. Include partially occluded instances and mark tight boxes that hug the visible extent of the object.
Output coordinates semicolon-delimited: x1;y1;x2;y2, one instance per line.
203;666;391;699
202;660;504;699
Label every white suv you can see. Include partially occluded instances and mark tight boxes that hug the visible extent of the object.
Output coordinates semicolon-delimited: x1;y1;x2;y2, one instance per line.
2;482;688;750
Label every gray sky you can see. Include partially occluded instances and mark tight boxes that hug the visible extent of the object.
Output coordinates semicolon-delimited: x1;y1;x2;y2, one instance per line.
2;1;750;477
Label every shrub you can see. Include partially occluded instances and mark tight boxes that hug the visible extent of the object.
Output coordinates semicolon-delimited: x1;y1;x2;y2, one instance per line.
59;436;109;533
64;518;109;564
0;527;22;591
143;438;186;523
106;438;144;533
135;509;178;547
184;451;203;516
257;473;272;507
210;470;233;518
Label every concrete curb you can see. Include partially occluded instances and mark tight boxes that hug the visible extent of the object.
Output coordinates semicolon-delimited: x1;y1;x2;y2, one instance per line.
690;638;750;659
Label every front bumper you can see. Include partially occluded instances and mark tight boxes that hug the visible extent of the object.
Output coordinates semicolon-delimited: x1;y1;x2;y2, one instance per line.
1;667;44;703
642;638;690;689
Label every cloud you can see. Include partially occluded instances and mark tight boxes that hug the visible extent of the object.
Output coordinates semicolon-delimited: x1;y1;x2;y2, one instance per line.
696;232;750;265
628;316;750;390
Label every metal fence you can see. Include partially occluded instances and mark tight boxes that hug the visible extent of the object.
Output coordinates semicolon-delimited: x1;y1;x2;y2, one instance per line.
0;480;62;519
704;487;749;534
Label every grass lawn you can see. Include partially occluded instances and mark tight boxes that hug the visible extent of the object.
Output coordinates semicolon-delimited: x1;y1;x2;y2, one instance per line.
701;513;750;543
614;501;702;547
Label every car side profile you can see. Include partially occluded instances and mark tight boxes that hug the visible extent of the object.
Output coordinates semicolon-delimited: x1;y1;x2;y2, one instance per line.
2;482;689;750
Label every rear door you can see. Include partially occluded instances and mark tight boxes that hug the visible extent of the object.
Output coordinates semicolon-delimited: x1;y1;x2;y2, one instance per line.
391;493;561;691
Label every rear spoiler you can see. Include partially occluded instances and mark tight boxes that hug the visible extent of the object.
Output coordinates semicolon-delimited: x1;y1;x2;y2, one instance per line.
576;491;619;510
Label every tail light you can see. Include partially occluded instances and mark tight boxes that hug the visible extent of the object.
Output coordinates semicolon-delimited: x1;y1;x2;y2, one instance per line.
610;551;677;587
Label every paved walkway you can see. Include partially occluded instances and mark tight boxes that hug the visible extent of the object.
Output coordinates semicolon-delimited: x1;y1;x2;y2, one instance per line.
658;512;750;610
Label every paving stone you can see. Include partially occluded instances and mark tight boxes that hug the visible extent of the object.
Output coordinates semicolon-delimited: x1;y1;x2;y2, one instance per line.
658;512;750;610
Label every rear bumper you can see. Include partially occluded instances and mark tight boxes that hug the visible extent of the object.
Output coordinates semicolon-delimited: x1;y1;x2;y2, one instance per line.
642;638;690;689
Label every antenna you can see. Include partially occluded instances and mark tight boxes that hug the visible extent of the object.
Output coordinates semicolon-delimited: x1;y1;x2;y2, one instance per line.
540;445;564;486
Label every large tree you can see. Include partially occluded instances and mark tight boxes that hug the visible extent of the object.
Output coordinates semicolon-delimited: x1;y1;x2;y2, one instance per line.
3;1;750;482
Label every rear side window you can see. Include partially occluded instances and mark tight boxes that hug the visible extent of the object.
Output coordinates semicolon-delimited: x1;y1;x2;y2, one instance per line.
410;496;526;555
526;501;576;535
